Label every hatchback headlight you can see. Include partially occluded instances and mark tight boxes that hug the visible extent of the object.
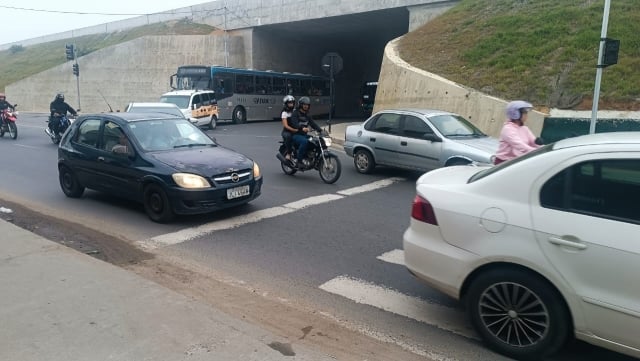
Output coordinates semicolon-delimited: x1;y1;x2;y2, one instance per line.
172;173;211;189
253;162;261;178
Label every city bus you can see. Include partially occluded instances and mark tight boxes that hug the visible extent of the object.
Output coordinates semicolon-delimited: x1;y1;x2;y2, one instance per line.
168;65;331;123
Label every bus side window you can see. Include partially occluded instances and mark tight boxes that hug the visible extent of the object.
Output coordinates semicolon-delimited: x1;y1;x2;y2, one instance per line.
272;77;285;95
256;75;271;95
300;79;312;96
286;79;299;95
235;75;254;94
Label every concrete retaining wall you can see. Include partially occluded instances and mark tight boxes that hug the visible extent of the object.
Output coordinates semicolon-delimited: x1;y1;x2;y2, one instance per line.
375;38;545;137
6;34;247;113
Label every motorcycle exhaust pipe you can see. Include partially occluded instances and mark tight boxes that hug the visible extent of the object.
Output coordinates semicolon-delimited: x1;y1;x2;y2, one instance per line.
276;152;287;163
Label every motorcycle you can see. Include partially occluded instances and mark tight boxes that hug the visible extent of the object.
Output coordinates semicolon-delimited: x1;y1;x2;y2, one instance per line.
276;129;342;184
0;104;18;140
45;113;75;144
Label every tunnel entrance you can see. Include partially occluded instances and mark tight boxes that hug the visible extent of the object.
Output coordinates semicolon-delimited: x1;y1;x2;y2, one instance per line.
252;7;409;118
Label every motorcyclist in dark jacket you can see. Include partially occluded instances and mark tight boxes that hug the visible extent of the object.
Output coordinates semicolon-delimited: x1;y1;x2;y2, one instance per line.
48;93;77;136
0;93;15;124
289;96;322;166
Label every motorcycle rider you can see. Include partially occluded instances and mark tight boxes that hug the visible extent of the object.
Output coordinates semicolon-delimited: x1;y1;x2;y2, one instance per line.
0;93;15;124
48;93;77;137
290;96;322;167
280;95;297;161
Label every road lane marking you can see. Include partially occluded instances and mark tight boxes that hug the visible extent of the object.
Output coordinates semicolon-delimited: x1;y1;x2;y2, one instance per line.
319;275;476;339
139;178;404;250
376;249;405;266
336;177;404;196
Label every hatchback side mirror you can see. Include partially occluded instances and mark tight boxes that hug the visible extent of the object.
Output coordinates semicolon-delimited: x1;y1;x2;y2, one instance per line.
424;133;442;142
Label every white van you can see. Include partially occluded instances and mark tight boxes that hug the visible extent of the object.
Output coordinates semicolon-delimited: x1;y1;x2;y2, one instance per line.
160;90;218;129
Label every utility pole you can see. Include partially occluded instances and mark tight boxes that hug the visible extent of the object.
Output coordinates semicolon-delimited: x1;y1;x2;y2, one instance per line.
590;0;612;134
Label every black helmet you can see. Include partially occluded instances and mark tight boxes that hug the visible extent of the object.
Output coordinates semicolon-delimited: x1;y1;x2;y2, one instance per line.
56;93;65;101
298;96;310;107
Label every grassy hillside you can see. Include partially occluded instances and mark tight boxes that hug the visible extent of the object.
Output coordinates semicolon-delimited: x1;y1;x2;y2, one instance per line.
0;19;215;92
399;0;640;110
2;2;638;111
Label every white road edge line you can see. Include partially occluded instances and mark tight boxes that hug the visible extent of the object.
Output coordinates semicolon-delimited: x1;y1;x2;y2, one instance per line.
376;249;405;266
139;177;404;250
319;275;477;339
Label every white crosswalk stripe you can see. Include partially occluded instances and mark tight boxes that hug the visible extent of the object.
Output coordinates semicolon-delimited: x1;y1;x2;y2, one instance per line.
376;249;405;266
319;275;476;339
319;248;478;343
137;177;404;250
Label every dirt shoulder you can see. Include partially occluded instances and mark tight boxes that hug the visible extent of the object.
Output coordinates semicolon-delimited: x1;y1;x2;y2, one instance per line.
0;198;430;361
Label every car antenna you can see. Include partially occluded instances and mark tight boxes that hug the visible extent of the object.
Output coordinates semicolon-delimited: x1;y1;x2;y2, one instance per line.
97;89;114;112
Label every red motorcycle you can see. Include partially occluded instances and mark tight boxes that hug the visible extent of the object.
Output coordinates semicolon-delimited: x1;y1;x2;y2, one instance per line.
0;104;18;140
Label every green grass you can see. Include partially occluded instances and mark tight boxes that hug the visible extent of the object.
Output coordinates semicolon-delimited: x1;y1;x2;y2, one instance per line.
399;0;640;110
2;2;639;111
0;19;215;92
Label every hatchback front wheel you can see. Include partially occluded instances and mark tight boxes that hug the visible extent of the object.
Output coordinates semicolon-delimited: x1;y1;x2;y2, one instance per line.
143;184;174;223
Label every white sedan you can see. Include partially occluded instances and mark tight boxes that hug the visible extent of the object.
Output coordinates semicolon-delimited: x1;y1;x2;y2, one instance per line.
403;132;640;360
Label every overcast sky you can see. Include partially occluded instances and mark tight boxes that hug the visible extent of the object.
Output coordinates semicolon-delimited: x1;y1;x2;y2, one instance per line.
0;1;210;45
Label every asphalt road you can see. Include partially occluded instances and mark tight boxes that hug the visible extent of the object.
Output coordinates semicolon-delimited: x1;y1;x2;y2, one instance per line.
0;113;634;361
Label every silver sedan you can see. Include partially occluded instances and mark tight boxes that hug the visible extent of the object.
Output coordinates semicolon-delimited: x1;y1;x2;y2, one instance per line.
343;109;498;173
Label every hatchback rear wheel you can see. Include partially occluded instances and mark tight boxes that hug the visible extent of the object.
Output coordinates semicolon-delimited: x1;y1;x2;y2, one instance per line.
466;268;571;360
59;165;85;198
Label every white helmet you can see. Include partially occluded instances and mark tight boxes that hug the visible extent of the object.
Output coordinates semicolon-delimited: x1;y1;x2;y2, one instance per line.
283;95;295;105
506;100;532;121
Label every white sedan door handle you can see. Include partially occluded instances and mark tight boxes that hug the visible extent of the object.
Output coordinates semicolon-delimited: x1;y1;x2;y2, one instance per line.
548;236;587;250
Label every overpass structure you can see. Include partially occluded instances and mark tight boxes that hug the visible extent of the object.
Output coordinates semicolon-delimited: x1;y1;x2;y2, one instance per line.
7;0;457;116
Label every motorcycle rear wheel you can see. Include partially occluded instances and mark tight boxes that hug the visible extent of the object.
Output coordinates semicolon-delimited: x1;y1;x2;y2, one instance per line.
8;122;17;140
319;154;341;184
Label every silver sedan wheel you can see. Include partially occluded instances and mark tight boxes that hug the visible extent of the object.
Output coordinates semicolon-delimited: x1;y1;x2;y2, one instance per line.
478;282;550;347
353;149;375;174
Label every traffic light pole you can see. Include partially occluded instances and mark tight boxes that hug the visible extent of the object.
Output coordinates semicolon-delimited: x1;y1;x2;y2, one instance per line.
75;59;81;111
590;0;611;135
73;46;81;111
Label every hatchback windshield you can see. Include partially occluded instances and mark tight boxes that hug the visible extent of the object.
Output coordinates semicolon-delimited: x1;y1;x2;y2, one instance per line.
128;106;184;118
429;114;486;137
128;118;215;152
160;95;190;109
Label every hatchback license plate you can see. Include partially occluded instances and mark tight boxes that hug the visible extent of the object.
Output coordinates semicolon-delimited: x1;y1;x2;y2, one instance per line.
227;185;250;199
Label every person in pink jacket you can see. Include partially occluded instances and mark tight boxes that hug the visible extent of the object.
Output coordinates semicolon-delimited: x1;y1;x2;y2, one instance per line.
494;100;540;165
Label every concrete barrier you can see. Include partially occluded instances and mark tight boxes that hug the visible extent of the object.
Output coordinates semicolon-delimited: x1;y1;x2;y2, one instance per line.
375;37;545;138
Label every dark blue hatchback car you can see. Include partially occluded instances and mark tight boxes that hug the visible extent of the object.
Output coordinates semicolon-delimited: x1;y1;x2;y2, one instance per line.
58;112;262;223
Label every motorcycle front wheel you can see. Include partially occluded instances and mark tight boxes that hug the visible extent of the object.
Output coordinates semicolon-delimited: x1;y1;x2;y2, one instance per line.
319;154;341;184
8;122;17;140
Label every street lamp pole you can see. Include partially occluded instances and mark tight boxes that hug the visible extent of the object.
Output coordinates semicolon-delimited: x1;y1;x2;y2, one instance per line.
224;6;229;67
590;0;612;134
322;63;334;133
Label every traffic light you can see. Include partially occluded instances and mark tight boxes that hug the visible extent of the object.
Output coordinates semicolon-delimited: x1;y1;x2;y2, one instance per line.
602;38;620;67
72;63;79;76
65;44;75;61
